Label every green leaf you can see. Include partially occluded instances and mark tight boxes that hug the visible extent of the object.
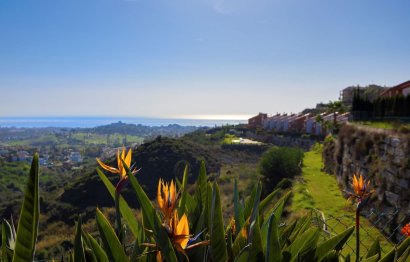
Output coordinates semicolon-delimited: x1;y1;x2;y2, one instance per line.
196;161;208;211
2;221;13;262
85;233;109;262
314;226;354;261
397;245;410;262
96;168;140;239
234;245;251;262
209;183;228;262
244;184;259;220
234;180;245;233
130;222;146;262
265;214;282;262
264;191;291;222
287;227;320;262
380;237;410;262
397;236;410;259
247;181;264;261
124;160;178;262
178;165;189;217
12;154;39;262
74;217;86;262
233;221;248;258
287;216;312;245
361;254;380;262
365;238;381;260
2;219;16;252
95;208;129;262
259;188;281;216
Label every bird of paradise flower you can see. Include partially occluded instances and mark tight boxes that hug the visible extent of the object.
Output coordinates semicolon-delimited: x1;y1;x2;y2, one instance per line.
143;179;209;261
347;173;373;262
96;146;139;243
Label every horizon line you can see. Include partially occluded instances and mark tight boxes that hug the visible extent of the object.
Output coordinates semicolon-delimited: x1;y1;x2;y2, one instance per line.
0;114;252;121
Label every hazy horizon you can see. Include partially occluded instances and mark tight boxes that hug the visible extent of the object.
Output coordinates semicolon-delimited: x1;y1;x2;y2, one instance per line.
1;0;409;117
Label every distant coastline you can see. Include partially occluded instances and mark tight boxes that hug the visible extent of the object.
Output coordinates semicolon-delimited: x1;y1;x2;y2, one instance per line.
0;116;247;128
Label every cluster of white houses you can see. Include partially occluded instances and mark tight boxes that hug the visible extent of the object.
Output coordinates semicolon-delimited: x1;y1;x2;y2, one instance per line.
248;112;350;136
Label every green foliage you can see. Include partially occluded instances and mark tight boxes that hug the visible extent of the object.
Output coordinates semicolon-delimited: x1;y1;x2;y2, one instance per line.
3;152;410;262
259;147;304;188
12;154;39;262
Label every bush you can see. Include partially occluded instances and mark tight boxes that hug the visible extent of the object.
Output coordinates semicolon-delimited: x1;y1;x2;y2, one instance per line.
258;147;303;189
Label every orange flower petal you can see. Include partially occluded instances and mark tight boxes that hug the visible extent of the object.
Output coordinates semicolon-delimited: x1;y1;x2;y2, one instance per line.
157;179;164;209
96;158;120;174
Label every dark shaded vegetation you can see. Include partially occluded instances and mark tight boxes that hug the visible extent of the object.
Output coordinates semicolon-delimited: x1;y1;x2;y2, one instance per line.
352;89;410;121
59;136;220;217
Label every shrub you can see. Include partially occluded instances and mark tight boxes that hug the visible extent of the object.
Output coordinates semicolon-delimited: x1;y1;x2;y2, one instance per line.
258;147;304;189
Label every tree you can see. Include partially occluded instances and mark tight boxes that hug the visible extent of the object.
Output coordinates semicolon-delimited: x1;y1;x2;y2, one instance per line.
327;100;346;133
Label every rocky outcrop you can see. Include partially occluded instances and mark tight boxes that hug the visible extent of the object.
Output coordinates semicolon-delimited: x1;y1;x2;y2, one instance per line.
323;124;410;241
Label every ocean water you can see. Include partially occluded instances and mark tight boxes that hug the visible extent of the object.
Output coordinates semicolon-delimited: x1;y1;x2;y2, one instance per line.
0;117;247;128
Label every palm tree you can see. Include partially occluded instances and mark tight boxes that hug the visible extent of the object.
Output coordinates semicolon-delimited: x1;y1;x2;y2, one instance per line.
327;100;346;133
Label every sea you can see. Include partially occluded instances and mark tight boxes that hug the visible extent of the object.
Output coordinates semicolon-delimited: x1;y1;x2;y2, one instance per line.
0;117;247;128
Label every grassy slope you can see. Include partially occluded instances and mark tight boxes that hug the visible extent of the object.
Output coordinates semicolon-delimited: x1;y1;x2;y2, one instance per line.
291;148;393;259
352;121;410;130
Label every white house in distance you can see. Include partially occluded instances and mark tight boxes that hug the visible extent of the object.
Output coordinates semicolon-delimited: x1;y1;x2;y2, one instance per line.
252;110;350;136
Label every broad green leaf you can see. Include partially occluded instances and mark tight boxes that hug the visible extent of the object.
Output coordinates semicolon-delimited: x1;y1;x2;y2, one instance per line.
80;231;98;262
244;184;259;220
12;154;39;262
74;217;86;262
361;254;380;262
380;237;410;262
192;161;208;232
396;236;410;259
265;214;282;262
314;226;354;261
96;168;140;239
365;238;381;260
2;221;13;262
259;188;280;216
234;245;250;262
247;181;264;261
209;183;228;262
287;227;320;262
178;165;189;217
264;191;291;222
204;182;213;231
2;219;15;251
233;222;248;258
248;215;264;261
287;216;312;245
397;245;410;262
196;161;208;208
130;222;146;262
85;233;109;262
124;160;178;262
379;248;395;262
280;219;297;249
234;180;245;233
95;208;129;262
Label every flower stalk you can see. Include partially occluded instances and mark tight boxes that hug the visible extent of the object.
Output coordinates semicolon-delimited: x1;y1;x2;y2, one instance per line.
349;173;373;262
96;146;138;243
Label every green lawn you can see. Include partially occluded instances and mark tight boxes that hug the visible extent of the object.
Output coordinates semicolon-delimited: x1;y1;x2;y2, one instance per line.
352;121;410;130
291;148;393;259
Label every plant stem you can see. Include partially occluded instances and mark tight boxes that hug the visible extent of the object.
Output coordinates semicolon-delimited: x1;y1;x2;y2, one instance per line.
115;190;124;244
356;207;360;262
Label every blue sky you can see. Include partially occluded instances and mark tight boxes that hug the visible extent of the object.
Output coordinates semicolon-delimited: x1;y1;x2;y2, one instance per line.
0;0;409;118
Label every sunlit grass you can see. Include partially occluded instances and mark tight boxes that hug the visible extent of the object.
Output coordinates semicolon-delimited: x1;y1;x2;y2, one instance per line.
353;121;410;130
291;149;393;259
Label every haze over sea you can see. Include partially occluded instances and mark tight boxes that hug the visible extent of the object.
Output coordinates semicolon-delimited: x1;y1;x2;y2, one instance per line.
0;116;247;128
